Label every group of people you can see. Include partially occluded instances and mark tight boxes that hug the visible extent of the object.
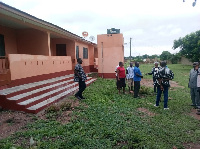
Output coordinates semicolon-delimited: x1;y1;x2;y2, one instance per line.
116;61;174;110
73;58;200;113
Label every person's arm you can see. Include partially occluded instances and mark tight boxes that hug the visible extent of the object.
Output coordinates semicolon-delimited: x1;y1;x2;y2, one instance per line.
117;68;120;81
74;70;81;78
135;69;143;78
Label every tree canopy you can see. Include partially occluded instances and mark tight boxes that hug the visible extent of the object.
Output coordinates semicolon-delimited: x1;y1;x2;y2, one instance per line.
160;51;172;61
173;30;200;62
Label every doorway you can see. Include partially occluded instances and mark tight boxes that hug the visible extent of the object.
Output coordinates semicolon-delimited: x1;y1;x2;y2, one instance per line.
0;34;5;56
56;44;66;56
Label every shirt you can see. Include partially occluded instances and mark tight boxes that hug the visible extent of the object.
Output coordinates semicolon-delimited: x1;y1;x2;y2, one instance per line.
189;68;200;88
74;64;87;82
154;66;174;87
126;66;134;79
115;65;119;76
197;71;200;88
117;66;126;78
134;66;142;81
148;67;160;79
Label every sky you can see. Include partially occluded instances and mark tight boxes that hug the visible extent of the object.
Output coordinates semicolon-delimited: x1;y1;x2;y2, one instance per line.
1;0;200;57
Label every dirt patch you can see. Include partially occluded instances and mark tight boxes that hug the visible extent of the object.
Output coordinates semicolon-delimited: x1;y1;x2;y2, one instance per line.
0;111;33;140
188;108;200;121
137;107;156;117
183;143;200;149
141;79;184;88
0;98;81;140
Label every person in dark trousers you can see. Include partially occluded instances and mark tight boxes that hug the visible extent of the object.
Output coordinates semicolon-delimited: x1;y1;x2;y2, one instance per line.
146;62;160;94
133;62;143;98
74;58;87;100
126;62;134;93
117;62;126;94
188;62;200;109
154;61;174;110
196;68;200;114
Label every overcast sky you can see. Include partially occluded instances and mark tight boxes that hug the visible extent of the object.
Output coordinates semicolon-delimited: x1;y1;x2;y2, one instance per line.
1;0;200;56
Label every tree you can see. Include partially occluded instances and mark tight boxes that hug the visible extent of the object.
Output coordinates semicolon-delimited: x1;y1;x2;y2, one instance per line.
173;30;200;62
160;51;172;61
170;53;181;64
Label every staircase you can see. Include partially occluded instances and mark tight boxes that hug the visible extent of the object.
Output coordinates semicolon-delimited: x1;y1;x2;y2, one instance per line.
0;74;96;113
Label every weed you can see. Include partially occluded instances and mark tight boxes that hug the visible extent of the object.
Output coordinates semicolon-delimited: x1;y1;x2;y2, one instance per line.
60;101;72;111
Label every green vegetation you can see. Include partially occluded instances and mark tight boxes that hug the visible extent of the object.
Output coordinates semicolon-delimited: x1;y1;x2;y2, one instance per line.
173;30;200;62
0;64;199;149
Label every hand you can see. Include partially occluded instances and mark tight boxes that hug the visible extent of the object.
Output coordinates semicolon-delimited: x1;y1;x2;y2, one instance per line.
141;76;143;78
160;85;164;91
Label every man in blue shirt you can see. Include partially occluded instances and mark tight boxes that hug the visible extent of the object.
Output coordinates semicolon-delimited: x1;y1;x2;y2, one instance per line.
133;62;143;98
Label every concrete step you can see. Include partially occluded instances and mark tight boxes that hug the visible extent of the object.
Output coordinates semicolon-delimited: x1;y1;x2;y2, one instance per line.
0;74;96;113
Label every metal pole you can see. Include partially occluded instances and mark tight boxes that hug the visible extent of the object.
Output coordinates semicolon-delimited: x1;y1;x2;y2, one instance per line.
101;42;103;78
130;38;132;62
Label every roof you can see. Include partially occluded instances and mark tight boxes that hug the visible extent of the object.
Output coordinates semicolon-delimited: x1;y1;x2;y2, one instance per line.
0;2;97;47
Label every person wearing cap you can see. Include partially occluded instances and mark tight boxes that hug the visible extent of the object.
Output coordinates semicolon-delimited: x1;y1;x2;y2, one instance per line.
196;67;200;114
126;62;134;93
146;62;160;94
189;62;200;108
154;61;174;110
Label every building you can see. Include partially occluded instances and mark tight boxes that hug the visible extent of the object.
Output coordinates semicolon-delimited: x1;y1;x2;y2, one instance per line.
0;2;97;113
97;29;124;78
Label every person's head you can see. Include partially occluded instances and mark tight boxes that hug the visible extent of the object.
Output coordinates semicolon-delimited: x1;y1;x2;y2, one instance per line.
154;62;159;68
130;62;133;67
135;62;139;67
119;61;124;67
160;61;167;67
77;58;83;64
193;62;199;70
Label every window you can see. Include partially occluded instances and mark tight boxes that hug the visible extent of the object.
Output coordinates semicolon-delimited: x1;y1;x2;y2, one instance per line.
76;46;79;59
83;47;88;59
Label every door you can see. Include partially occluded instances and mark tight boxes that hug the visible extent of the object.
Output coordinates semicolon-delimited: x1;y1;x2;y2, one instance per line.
0;34;5;56
56;44;66;56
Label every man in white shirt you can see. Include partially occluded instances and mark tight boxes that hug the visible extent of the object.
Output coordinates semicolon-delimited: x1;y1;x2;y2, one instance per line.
126;62;134;93
115;62;120;89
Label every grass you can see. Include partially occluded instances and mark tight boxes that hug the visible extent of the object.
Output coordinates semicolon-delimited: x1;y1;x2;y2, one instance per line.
0;64;200;149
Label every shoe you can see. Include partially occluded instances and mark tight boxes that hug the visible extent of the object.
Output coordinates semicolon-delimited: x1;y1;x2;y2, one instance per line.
190;104;196;106
164;108;169;110
154;104;159;107
75;95;82;100
81;97;86;99
197;109;200;112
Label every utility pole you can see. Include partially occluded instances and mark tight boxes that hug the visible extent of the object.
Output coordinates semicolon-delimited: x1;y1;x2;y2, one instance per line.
130;38;132;62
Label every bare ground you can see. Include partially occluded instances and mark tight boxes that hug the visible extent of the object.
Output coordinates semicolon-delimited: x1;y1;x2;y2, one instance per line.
0;98;80;140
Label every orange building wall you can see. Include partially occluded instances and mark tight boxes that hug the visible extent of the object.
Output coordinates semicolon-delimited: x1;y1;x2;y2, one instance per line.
74;42;90;72
0;25;18;55
16;29;49;55
97;34;124;78
9;54;72;81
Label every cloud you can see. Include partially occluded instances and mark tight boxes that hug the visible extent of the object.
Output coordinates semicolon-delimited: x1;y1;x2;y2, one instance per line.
1;0;200;56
